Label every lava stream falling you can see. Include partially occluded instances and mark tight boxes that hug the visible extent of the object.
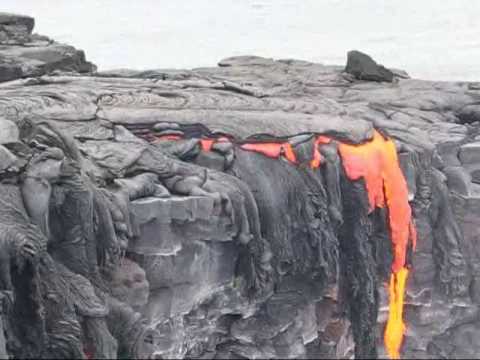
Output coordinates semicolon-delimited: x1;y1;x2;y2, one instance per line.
385;267;409;360
148;129;415;358
338;130;416;359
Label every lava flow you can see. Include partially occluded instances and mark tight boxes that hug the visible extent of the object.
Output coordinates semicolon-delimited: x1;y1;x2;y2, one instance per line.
240;142;297;164
338;130;416;359
149;129;415;358
384;267;409;360
310;135;331;169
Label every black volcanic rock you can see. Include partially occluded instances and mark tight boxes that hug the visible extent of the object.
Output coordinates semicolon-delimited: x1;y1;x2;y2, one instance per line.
0;13;34;32
1;12;480;360
456;103;480;124
0;12;34;44
345;50;394;82
0;62;23;82
0;12;96;82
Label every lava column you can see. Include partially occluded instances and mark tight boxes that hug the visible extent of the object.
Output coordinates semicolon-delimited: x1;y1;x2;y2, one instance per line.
338;130;416;360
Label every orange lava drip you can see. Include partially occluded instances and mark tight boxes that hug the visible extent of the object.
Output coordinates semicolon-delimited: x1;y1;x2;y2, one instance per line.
310;135;331;169
154;134;183;142
240;142;297;164
338;130;416;359
200;139;215;152
384;267;409;360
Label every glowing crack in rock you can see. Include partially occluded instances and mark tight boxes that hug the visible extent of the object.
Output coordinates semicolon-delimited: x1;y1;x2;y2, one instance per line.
240;142;298;164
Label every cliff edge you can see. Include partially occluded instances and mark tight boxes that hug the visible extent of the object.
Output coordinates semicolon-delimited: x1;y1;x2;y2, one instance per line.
0;13;479;359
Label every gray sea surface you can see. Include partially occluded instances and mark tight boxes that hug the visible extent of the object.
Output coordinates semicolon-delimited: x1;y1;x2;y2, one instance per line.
3;0;480;81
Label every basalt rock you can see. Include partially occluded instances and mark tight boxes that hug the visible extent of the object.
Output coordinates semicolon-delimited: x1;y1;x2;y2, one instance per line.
0;12;96;82
0;13;480;360
0;13;34;45
345;50;394;82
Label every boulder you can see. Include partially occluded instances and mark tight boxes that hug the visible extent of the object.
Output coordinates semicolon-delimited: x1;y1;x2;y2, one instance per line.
0;13;34;34
345;50;394;82
0;13;34;45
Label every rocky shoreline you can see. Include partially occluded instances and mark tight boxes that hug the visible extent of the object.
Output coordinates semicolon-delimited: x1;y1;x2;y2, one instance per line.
1;12;480;359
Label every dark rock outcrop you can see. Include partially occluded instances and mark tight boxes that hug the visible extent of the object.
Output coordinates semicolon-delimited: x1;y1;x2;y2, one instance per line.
0;13;96;83
0;13;34;45
345;50;394;82
0;12;480;360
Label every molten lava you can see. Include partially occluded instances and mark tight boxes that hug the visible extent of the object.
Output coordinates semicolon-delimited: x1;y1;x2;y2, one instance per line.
153;134;183;142
200;139;215;152
384;267;409;360
200;137;230;152
310;135;331;169
338;131;416;272
148;129;416;358
240;142;297;164
338;130;416;359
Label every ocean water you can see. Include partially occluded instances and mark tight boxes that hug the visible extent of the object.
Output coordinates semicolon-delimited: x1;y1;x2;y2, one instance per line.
3;0;480;81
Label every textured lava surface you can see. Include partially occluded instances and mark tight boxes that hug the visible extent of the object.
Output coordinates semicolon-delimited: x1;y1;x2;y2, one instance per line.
0;13;479;360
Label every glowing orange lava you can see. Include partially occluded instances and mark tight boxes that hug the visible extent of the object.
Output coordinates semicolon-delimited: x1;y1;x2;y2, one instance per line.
384;267;409;360
310;136;331;169
338;131;416;272
338;130;416;359
149;129;416;359
200;137;230;152
240;142;297;164
200;139;215;152
153;134;183;142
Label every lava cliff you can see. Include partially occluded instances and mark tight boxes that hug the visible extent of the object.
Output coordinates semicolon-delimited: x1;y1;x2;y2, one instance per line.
0;13;478;359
